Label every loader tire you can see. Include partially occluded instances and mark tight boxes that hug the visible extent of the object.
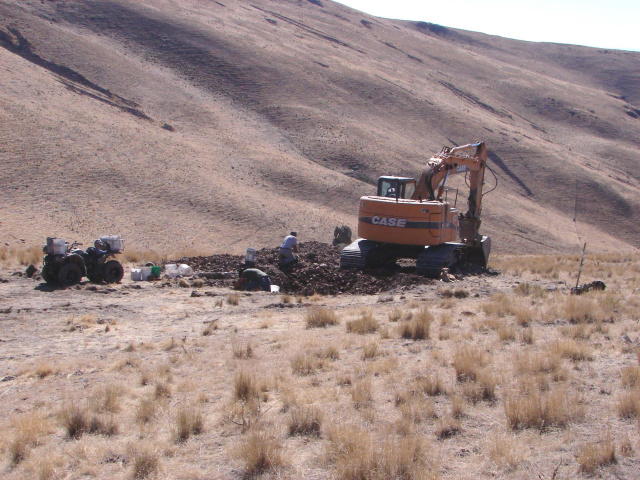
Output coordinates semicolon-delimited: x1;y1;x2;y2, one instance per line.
58;263;82;286
103;260;124;284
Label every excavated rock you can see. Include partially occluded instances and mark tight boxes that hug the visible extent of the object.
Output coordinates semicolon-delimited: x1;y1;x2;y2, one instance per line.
176;241;431;295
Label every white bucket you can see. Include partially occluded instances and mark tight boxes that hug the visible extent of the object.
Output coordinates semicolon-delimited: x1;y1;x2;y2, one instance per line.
178;264;193;276
245;247;256;264
140;266;153;281
165;264;179;278
270;285;280;293
46;237;67;255
100;235;123;252
130;268;142;281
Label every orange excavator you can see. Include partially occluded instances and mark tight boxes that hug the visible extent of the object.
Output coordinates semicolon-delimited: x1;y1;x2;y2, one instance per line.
340;141;491;277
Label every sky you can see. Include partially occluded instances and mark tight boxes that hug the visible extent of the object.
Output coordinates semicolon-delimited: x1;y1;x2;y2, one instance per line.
333;0;640;52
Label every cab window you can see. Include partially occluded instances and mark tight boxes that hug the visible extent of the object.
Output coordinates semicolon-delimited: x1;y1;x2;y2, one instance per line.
378;179;398;198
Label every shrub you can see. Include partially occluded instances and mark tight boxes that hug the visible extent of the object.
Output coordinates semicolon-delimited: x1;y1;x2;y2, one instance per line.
306;306;339;328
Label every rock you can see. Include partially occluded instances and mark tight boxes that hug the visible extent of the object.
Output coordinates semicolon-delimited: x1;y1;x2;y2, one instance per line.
25;264;38;278
190;290;203;297
0;306;12;314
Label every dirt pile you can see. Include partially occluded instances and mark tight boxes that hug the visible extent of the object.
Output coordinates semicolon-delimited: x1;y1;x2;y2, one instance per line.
178;241;431;295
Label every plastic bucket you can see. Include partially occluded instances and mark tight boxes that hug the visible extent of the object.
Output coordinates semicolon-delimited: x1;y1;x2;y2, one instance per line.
270;285;280;293
140;267;153;281
130;268;142;281
151;266;161;277
178;264;193;276
165;264;179;278
245;248;256;264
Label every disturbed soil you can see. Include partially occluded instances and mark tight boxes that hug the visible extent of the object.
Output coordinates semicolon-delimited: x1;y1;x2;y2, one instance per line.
179;241;436;296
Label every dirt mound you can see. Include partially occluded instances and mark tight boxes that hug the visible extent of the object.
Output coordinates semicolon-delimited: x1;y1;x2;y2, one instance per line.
177;241;432;295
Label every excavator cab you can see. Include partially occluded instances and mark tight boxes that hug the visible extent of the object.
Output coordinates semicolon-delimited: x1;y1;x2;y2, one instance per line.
377;177;416;199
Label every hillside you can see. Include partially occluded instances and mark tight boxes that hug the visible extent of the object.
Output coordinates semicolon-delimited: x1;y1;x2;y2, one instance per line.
1;0;639;254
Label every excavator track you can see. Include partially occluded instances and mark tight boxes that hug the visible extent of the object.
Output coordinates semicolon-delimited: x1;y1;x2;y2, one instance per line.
339;239;380;269
415;243;465;278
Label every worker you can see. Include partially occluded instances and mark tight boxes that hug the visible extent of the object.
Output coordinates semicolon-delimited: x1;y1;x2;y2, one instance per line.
235;268;271;292
279;231;298;267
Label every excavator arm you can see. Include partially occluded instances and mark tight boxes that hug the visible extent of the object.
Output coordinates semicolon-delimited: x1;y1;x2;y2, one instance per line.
412;141;487;246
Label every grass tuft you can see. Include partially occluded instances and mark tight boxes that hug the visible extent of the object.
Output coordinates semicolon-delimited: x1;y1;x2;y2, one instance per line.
306;306;339;328
346;309;379;334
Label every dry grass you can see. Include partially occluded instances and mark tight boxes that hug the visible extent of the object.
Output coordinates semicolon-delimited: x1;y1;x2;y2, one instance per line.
453;345;487;382
0;245;44;267
346;309;379;334
504;385;584;430
232;341;254;359
234;371;259;402
8;412;50;465
288;405;323;436
136;397;158;424
352;377;373;409
131;443;160;479
59;402;89;439
236;429;284;478
362;339;380;360
550;338;593;362
291;350;325;375
227;292;241;306
436;416;461;439
305;306;339;328
399;306;432;340
174;405;204;442
326;425;433;480
578;436;616;474
617;390;640;419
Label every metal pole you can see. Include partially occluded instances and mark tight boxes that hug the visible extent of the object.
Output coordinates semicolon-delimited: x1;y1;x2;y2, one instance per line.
575;242;586;289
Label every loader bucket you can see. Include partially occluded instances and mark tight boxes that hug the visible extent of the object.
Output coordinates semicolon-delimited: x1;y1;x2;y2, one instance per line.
466;236;491;268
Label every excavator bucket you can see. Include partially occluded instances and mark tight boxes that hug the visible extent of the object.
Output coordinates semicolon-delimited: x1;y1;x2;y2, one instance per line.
466;236;491;268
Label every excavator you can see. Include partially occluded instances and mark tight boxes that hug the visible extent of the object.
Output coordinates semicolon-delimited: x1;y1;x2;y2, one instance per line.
340;141;491;277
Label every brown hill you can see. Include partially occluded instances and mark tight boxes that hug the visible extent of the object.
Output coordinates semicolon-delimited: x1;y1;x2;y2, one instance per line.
1;0;639;255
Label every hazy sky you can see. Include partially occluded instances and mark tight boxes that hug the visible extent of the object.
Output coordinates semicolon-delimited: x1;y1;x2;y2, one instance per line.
333;0;639;52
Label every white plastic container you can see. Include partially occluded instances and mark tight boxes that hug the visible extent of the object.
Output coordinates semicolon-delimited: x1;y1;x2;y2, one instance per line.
178;264;193;276
270;285;280;293
46;237;67;255
245;247;256;264
140;266;153;281
130;268;142;281
100;235;123;252
165;264;179;278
